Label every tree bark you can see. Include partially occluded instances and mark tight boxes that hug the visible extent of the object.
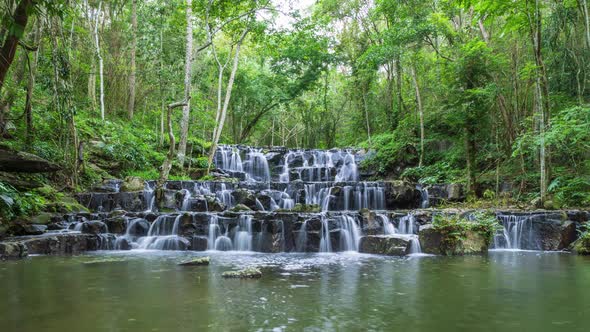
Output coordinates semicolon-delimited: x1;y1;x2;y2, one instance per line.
127;0;137;119
410;65;425;167
93;1;105;121
157;99;189;191
207;28;250;171
24;18;41;145
0;0;35;94
177;0;193;165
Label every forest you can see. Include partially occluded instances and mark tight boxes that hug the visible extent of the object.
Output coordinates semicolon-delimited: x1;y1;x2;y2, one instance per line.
1;0;590;223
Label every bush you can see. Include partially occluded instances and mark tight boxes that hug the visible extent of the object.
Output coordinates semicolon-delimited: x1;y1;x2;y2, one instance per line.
432;211;500;249
0;182;46;221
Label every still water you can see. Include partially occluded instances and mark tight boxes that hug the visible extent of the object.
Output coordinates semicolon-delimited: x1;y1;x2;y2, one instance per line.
1;250;589;332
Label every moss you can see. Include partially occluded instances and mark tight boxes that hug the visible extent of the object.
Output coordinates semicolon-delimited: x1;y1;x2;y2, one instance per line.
572;233;590;255
230;204;252;212
222;267;262;279
83;258;128;265
178;257;210;266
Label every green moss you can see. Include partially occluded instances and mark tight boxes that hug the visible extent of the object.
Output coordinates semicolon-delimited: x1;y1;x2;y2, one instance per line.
432;212;500;254
178;257;210;266
222;267;262;279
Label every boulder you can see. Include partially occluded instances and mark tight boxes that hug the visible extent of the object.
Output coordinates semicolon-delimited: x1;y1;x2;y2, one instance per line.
120;176;145;192
230;204;252;212
0;147;60;173
532;217;577;250
222;267;262;279
80;220;108;235
571;236;590;255
126;218;150;237
8;223;47;236
359;235;411;256
190;236;208;251
231;189;257;210
21;233;98;255
384;182;421;209
419;224;488;255
0;241;28;259
446;183;463;201
104;216;127;234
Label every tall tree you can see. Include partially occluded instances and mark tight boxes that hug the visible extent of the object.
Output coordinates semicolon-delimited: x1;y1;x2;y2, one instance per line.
177;0;193;165
127;0;137;119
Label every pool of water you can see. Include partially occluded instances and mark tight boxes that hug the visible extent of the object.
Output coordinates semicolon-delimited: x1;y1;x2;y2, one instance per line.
1;250;589;331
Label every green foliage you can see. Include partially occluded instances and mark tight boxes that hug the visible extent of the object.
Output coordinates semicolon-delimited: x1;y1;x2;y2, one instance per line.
432;212;500;251
0;182;46;221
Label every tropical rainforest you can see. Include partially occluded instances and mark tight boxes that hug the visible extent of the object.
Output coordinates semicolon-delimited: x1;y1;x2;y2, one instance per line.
1;0;589;223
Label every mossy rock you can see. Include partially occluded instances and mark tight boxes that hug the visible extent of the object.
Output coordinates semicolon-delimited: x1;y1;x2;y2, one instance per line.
222;267;262;279
83;257;128;265
290;204;320;213
120;176;145;192
230;204;252;212
178;256;210;266
419;225;488;255
572;236;590;255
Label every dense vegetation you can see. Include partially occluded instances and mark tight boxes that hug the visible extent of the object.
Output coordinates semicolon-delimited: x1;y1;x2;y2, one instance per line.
0;0;589;223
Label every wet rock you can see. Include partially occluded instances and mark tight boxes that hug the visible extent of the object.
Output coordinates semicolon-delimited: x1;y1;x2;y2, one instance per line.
104;216;127;234
222;267;262;279
0;241;28;259
230;204;252;212
533;217;577;250
360;209;381;235
120;176;145;192
231;189;257;210
178;256;210;266
384;182;421;209
190;236;208;251
359;235;410;256
126;218;150;237
83;257;128;265
8;223;47;236
90;179;123;193
419;224;488;255
80;221;108;234
20;233;99;255
114;237;132;250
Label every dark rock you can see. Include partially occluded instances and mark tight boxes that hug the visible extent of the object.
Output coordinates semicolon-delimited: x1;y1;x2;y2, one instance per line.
359;235;410;256
0;147;60;173
384;182;421;209
190;236;208;251
126;218;150;237
20;233;99;255
80;221;108;234
231;189;257;210
114;237;132;250
104;216;127;234
8;223;47;236
0;241;28;259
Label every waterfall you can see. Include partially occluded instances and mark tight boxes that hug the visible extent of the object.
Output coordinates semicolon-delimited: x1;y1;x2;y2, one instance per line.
378;214;396;235
408;236;422;254
279;152;291;183
180;189;191;211
217;145;243;172
143;181;155;212
136;215;188;250
295;220;308;252
398;214;416;234
417;185;429;208
207;215;220;250
234;215;253;251
337;215;361;251
493;214;537;250
335;151;358;182
243;148;270;182
319;216;332;253
217;183;234;208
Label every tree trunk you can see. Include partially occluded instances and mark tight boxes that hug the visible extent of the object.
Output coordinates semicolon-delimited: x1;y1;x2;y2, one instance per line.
177;0;193;165
127;0;137;119
207;28;249;171
0;0;34;94
580;0;590;48
157;100;189;191
410;65;425;167
93;1;105;121
25;18;41;145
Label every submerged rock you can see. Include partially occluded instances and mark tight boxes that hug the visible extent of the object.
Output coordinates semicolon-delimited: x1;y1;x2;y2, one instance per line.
359;235;410;256
178;256;210;266
222;267;262;279
83;257;128;265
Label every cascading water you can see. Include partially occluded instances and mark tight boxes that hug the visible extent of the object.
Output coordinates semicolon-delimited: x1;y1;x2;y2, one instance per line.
335;151;358;182
319;216;332;253
493;214;538;250
337;215;362;251
378;214;396;235
243;148;270;182
398;214;416;234
234;215;254;251
136;215;189;250
295;220;308;252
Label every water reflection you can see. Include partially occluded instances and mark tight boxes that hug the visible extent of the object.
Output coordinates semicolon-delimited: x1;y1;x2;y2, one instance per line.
0;251;589;332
